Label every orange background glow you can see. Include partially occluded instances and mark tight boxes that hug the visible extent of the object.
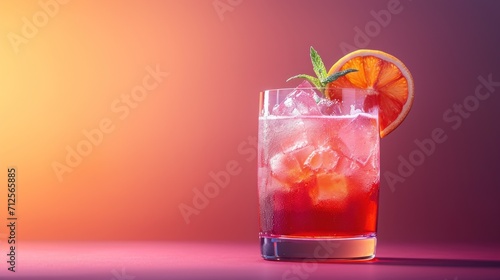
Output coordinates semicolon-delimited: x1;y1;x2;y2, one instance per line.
0;0;499;244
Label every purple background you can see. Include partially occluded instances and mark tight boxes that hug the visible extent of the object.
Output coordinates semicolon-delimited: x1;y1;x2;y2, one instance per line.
1;1;499;279
178;0;500;246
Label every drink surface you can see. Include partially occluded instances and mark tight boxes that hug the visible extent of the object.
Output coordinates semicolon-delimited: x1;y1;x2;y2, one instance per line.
258;113;380;237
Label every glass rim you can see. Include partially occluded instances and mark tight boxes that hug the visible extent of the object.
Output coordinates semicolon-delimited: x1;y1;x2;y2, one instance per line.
260;87;376;93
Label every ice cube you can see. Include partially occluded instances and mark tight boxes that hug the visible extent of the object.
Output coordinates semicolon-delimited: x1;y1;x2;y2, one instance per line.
304;150;323;171
268;175;290;192
270;152;301;183
280;119;309;153
362;150;380;171
334;156;357;177
323;88;375;115
317;98;365;116
348;153;380;193
259;118;309;155
317;98;343;116
320;148;341;171
272;82;321;116
304;146;340;172
337;114;379;165
309;172;348;206
269;145;315;185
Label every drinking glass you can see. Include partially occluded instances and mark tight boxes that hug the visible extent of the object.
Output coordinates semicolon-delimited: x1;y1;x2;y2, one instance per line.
258;87;380;260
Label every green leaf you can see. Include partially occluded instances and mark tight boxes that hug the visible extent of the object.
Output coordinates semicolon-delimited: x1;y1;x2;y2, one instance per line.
321;69;358;84
310;47;327;81
286;74;322;90
286;47;359;96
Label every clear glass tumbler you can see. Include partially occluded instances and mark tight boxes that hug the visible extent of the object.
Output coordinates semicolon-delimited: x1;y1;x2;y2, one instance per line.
258;87;380;260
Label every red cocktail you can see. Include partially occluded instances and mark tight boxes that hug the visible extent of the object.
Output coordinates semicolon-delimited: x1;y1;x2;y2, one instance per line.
258;87;379;260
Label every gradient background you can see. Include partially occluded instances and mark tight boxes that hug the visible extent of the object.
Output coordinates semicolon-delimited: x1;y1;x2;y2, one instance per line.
0;0;499;248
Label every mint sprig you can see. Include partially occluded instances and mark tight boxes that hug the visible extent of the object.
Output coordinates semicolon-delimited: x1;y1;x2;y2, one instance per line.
286;46;357;98
310;47;327;81
321;68;358;84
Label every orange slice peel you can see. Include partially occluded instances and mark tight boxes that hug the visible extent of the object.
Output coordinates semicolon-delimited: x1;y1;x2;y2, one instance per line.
326;49;414;138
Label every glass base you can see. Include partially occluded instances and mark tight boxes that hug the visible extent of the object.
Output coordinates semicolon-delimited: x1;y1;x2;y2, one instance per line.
260;235;376;261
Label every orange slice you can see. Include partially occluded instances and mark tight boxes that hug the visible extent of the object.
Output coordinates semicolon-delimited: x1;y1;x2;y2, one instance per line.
326;50;414;138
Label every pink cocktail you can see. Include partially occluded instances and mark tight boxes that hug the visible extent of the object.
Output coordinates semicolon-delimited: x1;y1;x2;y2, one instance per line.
258;86;380;260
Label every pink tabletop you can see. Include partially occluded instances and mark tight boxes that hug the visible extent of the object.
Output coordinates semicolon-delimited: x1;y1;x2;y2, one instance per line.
1;242;499;279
